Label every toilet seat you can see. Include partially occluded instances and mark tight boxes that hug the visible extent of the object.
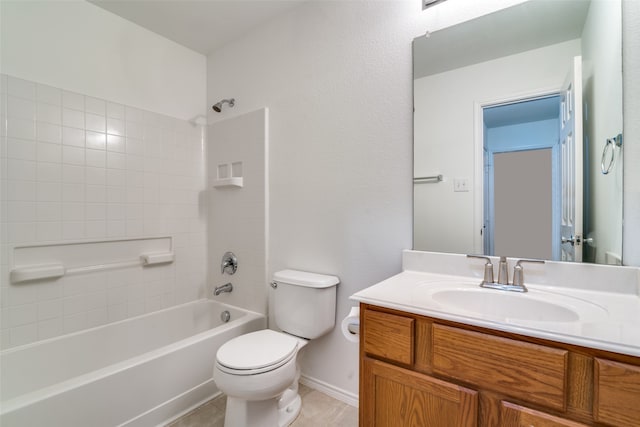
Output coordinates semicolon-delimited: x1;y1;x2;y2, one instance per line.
216;330;299;375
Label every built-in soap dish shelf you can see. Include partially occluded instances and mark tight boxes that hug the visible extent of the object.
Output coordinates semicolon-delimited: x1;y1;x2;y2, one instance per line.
213;177;243;188
213;161;243;188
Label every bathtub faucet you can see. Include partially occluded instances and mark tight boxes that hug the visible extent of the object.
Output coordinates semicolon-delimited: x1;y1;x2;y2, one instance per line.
214;282;233;296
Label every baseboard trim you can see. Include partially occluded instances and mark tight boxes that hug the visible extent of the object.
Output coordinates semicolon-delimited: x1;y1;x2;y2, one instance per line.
299;374;359;408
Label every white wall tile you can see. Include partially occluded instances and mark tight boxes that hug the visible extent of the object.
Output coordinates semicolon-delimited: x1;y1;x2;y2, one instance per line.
7;181;36;201
38;317;63;340
8;96;36;120
85;203;106;220
85;113;106;133
62;91;84;111
107;117;124;136
107;151;126;169
62;202;84;221
85;185;106;203
37;142;61;163
106;169;125;187
36;222;62;241
85;97;105;116
86;131;106;150
37;202;62;221
8;201;36;222
62;221;85;239
37;103;61;125
37;162;62;182
107;102;125;119
37;122;62;144
8;159;36;181
62;126;84;147
37;84;61;106
85;149;106;168
10;323;37;346
85;220;106;238
62;165;85;184
62;183;84;202
7;138;36;160
7;117;35;140
37;182;61;202
38;298;62;320
62;108;84;129
107;134;124;152
8;76;36;100
62;145;84;165
1;77;206;349
85;167;106;185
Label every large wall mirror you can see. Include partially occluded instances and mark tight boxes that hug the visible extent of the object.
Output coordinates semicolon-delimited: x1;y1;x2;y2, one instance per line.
413;0;623;265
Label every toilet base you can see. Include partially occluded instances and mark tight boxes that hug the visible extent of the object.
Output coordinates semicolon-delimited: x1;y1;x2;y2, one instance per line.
278;386;302;427
223;391;301;427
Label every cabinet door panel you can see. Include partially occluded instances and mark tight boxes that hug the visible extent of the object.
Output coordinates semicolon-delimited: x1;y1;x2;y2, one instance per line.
501;401;588;427
362;357;477;427
432;324;568;410
594;358;640;427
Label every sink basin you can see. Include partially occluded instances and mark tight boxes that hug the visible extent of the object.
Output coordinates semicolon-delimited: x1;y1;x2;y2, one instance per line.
432;289;580;322
407;281;609;323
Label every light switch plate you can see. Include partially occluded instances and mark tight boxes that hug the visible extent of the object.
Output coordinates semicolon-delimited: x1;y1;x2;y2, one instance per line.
454;178;469;192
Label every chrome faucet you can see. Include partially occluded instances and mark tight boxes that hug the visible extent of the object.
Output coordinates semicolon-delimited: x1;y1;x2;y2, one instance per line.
214;282;233;296
467;255;544;292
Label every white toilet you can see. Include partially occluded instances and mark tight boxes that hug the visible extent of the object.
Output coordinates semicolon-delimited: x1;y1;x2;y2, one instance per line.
213;269;339;427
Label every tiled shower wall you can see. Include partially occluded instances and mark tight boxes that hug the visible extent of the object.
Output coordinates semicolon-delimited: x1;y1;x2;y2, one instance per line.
0;74;207;350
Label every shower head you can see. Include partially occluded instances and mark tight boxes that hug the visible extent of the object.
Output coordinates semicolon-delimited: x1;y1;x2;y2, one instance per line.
212;98;235;112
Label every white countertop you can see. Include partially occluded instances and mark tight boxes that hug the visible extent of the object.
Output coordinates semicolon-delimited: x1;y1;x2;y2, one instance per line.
351;251;640;358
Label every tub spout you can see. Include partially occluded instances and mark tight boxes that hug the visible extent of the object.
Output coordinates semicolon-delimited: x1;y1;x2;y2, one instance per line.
214;282;233;296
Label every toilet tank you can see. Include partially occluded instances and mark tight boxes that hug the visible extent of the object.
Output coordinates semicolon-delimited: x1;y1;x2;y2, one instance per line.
272;269;339;339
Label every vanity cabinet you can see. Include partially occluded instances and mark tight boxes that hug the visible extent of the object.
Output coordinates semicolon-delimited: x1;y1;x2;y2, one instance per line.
359;304;640;427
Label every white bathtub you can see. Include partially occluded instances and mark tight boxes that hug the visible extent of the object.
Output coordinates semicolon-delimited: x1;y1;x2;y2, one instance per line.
0;300;265;427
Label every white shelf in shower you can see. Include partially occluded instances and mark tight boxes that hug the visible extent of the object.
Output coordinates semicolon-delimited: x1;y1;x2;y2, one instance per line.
213;177;243;188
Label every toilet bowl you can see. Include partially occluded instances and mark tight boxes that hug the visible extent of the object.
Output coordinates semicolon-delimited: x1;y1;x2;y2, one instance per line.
214;329;308;427
213;269;339;427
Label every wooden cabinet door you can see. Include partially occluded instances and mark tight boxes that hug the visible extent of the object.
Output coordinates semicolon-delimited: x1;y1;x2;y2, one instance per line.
500;401;589;427
594;358;640;426
361;357;477;427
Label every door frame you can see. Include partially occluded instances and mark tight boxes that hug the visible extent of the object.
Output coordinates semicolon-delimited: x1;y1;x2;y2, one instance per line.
473;86;562;255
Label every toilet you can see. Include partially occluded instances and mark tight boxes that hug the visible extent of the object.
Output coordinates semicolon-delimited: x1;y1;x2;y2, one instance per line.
213;269;339;427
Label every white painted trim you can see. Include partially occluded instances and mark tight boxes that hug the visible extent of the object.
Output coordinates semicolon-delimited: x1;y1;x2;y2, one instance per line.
473;85;562;255
299;374;359;408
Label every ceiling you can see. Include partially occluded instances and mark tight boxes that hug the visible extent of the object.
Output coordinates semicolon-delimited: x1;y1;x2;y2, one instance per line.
413;0;591;79
88;0;307;55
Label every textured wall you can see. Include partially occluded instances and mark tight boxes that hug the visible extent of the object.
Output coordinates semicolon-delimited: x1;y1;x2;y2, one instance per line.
0;1;206;121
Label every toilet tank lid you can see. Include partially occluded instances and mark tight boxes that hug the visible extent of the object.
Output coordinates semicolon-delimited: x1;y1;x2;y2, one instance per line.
273;269;339;288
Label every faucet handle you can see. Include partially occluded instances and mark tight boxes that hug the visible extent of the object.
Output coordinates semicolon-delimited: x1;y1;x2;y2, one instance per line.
466;255;494;284
512;258;545;288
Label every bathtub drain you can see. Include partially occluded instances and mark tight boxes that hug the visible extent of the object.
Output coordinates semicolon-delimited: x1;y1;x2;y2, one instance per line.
221;310;231;323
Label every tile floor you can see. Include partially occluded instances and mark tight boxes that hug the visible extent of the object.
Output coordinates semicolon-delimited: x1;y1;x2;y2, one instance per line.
168;384;358;427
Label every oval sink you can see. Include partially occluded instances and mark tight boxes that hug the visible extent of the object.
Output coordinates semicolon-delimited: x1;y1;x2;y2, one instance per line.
432;289;580;322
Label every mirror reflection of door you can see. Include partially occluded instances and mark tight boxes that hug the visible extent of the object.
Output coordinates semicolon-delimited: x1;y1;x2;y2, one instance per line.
483;96;560;260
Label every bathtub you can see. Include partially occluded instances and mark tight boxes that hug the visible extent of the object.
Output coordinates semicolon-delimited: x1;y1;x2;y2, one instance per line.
0;300;265;427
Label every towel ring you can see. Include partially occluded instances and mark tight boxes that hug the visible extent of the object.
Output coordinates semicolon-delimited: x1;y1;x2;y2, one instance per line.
601;133;623;175
601;138;615;175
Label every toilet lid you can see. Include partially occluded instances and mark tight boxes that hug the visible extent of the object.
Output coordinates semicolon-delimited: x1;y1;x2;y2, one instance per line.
216;329;298;371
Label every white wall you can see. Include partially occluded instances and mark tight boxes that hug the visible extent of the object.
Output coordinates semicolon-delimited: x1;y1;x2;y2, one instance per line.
0;1;208;349
413;40;581;254
0;0;206;121
204;0;538;400
582;0;623;264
